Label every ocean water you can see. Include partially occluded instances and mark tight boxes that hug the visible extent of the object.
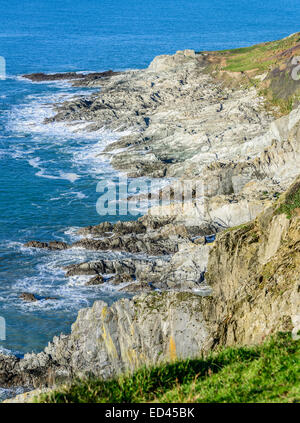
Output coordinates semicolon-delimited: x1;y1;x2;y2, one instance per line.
0;0;300;362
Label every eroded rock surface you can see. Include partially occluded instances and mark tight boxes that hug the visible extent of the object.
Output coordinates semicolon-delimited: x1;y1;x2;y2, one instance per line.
0;292;211;388
45;50;273;180
3;182;300;390
205;178;300;346
2;180;300;393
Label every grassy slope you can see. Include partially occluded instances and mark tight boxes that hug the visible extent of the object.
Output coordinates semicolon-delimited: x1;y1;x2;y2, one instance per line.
276;180;300;219
37;333;299;403
200;32;300;116
220;34;300;72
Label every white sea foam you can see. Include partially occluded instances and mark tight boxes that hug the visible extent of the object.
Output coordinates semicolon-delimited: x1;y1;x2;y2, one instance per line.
28;157;41;168
2;240;135;314
50;191;87;202
35;168;80;182
70;191;87;200
67;274;92;287
0;346;14;356
0;387;27;403
0;346;24;358
63;226;82;242
5;88;127;182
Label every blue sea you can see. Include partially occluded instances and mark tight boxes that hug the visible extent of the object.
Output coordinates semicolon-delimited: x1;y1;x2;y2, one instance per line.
0;0;299;368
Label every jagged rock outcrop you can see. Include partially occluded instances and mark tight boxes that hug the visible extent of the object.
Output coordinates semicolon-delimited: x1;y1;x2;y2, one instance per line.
0;292;211;388
205;178;300;346
64;242;211;293
1;180;299;395
43;49;272;179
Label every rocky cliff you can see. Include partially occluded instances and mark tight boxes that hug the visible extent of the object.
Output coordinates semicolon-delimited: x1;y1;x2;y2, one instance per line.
2;35;300;398
205;177;300;346
0;292;212;388
1;178;299;392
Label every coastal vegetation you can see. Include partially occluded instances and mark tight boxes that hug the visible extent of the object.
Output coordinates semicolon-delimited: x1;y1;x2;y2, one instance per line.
276;181;300;218
201;32;300;115
37;333;299;403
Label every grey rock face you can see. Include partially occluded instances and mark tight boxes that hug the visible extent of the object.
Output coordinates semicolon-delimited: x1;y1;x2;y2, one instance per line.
85;275;105;286
44;50;272;180
0;292;211;388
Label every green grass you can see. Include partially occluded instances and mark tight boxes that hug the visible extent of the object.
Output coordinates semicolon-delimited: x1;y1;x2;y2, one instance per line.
223;223;253;233
268;96;296;115
276;183;300;218
200;32;300;116
224;45;272;72
223;34;300;73
37;332;300;403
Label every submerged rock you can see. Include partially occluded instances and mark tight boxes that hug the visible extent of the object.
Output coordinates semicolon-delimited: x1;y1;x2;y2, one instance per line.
19;293;58;302
22;70;119;83
19;293;38;303
24;241;69;251
85;275;104;286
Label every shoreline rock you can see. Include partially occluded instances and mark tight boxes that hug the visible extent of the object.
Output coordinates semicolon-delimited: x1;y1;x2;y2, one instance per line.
22;70;120;84
2;184;299;391
0;292;211;389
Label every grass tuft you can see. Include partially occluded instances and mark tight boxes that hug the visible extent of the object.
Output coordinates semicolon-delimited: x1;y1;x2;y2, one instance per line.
276;183;300;218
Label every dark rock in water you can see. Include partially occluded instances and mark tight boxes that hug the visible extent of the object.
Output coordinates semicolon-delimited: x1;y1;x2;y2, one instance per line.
22;70;120;83
24;241;49;249
85;275;104;286
48;241;69;250
113;221;146;235
23;240;69;250
72;222;190;255
23;72;82;81
65;261;106;277
71;233;181;255
110;273;135;285
19;293;38;302
19;293;58;302
77;221;113;236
